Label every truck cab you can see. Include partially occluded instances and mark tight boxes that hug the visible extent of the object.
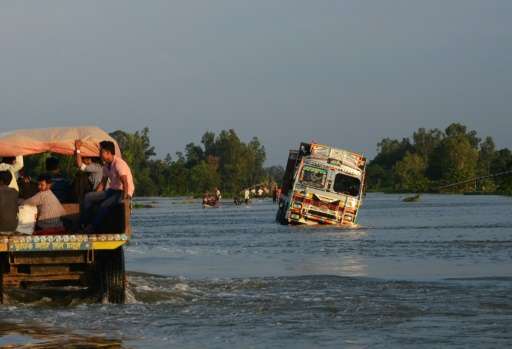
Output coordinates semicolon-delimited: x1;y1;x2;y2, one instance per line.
276;142;366;226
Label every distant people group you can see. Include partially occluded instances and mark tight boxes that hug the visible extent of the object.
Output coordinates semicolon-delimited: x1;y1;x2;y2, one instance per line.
0;139;134;235
201;185;282;207
233;185;281;206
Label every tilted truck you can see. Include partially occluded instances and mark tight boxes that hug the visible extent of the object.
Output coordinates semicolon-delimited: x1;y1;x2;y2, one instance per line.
276;142;367;226
0;127;131;304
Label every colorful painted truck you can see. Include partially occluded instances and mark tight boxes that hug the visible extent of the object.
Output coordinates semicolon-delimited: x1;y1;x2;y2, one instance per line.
0;127;130;304
276;142;367;226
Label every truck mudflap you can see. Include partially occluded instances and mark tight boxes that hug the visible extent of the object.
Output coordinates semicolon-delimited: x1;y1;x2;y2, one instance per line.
0;234;129;253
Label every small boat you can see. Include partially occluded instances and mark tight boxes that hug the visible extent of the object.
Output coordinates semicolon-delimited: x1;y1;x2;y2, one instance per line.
402;194;421;202
202;197;219;208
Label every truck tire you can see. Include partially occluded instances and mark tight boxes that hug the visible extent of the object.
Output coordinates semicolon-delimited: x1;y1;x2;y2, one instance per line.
275;201;288;225
96;247;126;304
0;271;3;304
0;255;5;305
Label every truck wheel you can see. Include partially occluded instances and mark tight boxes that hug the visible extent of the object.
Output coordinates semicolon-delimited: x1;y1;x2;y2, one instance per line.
97;247;126;304
0;256;5;305
275;202;288;225
0;271;3;304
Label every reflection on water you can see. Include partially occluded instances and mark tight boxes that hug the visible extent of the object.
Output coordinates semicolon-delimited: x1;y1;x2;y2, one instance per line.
1;194;512;348
0;320;124;348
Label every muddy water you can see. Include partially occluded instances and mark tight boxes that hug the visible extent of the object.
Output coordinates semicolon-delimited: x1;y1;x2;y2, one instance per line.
1;194;511;348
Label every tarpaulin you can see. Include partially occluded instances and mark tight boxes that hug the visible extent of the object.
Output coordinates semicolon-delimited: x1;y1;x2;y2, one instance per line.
0;126;121;157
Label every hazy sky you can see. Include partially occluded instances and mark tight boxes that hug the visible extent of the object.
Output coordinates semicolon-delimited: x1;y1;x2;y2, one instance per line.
1;1;511;165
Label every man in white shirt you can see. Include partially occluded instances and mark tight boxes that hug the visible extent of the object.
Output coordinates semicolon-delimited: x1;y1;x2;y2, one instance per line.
0;156;23;191
244;189;250;205
74;140;104;190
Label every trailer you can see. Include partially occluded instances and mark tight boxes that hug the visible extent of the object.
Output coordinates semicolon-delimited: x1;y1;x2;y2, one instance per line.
0;127;131;304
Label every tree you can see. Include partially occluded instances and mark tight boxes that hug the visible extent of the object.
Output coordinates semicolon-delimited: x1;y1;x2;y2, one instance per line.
264;166;285;186
491;149;512;194
412;127;443;162
431;135;479;191
189;160;220;194
477;136;496;176
185;143;204;169
366;137;412;191
393;152;429;192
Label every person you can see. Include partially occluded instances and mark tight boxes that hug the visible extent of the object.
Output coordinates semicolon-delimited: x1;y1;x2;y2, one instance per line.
45;156;71;202
244;188;250;205
257;188;264;197
74;140;104;191
276;187;282;202
81;140;134;232
0;155;24;191
272;186;278;203
0;171;19;232
202;191;210;207
215;188;222;201
22;174;66;231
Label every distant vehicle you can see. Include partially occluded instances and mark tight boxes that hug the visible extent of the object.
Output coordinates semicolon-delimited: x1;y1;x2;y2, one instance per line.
0;127;130;304
276;142;367;227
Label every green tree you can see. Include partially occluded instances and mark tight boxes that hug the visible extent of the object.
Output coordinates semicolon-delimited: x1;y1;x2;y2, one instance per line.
412;127;443;162
477;136;496;176
189;160;221;195
393;152;429;192
491;149;512;194
366;137;412;191
432;135;479;191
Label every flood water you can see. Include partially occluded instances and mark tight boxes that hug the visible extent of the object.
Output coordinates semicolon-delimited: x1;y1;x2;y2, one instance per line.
1;193;512;348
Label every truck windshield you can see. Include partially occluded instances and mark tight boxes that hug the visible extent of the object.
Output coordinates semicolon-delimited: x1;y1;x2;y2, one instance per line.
333;173;360;197
300;166;327;188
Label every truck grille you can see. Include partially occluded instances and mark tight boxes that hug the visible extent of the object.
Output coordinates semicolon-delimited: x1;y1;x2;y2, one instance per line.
308;210;337;221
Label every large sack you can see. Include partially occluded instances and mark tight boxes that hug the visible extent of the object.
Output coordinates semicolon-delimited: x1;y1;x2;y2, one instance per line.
17;205;38;235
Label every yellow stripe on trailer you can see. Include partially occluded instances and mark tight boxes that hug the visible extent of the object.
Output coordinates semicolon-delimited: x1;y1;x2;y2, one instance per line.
91;240;127;250
2;234;129;252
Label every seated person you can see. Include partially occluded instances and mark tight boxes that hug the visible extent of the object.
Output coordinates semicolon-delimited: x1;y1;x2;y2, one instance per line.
22;174;66;231
81;141;134;232
45;156;71;203
0;171;19;233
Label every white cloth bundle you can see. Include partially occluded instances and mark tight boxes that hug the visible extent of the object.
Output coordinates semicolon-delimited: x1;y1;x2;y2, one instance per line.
17;205;37;235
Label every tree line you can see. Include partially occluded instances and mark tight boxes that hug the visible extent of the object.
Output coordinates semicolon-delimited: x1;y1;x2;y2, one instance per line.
110;128;284;197
21;123;510;196
366;123;512;194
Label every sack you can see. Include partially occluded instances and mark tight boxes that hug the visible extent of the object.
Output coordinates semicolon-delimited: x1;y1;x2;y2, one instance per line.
17;205;37;235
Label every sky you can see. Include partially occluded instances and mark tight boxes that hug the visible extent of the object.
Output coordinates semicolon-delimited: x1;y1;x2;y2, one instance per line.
1;0;511;165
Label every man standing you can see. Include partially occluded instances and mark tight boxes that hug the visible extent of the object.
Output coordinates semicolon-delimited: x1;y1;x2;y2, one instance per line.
0;171;19;233
0;156;23;191
215;187;222;202
244;188;250;205
82;141;134;232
